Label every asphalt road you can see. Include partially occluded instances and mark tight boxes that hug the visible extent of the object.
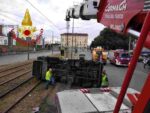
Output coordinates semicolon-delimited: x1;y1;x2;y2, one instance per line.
104;61;149;91
83;50;149;91
0;51;60;65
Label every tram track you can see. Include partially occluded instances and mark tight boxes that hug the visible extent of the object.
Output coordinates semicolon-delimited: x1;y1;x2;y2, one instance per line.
0;63;32;79
0;72;32;98
0;60;33;73
0;60;42;113
0;70;32;95
0;69;32;86
0;77;41;113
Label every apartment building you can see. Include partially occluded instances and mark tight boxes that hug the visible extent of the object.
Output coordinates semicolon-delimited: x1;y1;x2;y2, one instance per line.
61;33;88;48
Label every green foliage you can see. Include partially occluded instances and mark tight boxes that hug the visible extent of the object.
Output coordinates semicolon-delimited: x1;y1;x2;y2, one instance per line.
90;28;130;50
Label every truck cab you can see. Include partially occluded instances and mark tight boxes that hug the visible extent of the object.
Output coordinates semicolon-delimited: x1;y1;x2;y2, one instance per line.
80;0;100;20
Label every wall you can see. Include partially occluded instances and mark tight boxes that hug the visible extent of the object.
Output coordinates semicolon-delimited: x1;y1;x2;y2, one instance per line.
61;34;88;48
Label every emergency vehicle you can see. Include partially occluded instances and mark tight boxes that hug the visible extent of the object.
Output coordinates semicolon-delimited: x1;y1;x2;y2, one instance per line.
109;50;131;66
92;47;108;64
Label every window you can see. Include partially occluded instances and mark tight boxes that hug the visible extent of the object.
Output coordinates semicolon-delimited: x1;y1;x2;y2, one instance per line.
93;1;98;8
61;38;64;42
120;53;130;58
4;40;8;45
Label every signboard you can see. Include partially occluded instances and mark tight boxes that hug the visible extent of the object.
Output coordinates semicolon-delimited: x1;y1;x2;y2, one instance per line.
97;0;150;48
97;0;145;32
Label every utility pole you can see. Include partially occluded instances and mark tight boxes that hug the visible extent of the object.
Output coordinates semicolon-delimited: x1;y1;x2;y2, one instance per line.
52;31;54;54
65;9;70;58
71;18;74;59
66;20;70;58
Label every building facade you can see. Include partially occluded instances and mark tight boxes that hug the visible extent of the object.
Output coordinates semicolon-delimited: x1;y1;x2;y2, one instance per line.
61;33;88;48
0;25;18;46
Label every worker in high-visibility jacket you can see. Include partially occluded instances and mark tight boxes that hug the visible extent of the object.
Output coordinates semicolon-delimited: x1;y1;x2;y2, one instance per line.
101;70;109;87
45;68;55;89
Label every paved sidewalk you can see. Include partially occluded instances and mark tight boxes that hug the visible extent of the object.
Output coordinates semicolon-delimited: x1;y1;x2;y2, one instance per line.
0;51;60;65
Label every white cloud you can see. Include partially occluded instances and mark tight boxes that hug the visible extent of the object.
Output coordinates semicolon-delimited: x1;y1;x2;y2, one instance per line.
0;0;105;44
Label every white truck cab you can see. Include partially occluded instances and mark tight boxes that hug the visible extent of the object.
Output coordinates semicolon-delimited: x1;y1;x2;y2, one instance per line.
80;0;100;20
73;4;82;19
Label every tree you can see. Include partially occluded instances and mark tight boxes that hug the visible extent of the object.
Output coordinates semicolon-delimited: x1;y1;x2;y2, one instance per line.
90;28;130;50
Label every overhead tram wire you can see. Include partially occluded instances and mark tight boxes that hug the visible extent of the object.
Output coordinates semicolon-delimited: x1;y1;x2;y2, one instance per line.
0;13;20;23
59;22;100;31
25;0;60;32
0;10;53;28
0;10;23;18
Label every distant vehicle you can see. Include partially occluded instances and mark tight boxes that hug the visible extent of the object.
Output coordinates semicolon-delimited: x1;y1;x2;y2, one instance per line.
92;47;108;64
143;54;150;68
143;58;150;68
109;50;131;66
79;53;85;60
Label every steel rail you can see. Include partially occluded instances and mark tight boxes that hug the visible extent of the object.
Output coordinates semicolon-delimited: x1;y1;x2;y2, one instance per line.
0;76;33;98
3;81;41;113
0;64;32;78
0;61;32;73
0;70;31;86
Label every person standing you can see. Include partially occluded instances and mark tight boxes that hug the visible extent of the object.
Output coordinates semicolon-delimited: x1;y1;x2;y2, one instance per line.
101;70;109;87
45;68;53;89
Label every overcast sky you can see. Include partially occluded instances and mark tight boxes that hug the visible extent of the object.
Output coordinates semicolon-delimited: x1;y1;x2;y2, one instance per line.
0;0;105;45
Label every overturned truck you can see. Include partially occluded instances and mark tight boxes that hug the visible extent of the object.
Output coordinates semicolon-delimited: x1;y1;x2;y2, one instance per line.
32;56;103;87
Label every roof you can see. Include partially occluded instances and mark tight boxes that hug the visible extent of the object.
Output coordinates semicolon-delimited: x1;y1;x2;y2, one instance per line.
61;33;88;36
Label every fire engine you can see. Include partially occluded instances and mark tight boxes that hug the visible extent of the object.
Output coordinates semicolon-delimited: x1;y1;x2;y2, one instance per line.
109;49;131;66
56;0;150;113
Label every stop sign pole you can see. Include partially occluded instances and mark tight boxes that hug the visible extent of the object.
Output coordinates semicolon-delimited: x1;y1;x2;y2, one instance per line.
23;29;32;60
26;37;31;60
